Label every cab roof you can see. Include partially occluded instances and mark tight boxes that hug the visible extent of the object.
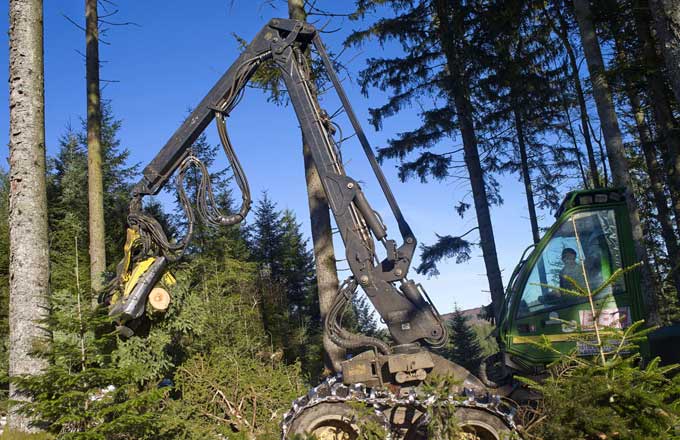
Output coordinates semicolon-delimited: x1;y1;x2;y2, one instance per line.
555;187;626;218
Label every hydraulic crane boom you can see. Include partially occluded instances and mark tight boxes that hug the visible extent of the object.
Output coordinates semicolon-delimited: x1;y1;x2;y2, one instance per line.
116;18;446;349
105;18;514;439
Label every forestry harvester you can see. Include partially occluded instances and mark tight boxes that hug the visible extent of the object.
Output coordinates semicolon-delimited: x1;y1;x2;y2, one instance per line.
102;18;678;439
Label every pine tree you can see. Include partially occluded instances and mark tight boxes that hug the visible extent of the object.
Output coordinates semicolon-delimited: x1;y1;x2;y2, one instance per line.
441;309;484;374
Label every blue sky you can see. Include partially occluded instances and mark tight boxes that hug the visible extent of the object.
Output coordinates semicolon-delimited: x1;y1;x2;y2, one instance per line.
0;1;572;313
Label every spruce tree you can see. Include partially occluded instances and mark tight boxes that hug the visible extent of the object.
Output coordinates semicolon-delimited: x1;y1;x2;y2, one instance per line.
572;0;659;323
48;102;137;290
48;128;90;293
441;309;484;374
348;0;506;318
477;0;572;242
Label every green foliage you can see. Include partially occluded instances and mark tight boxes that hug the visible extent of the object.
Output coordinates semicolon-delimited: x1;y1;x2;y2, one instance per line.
140;256;306;439
419;375;464;438
521;335;680;439
12;289;171;438
520;261;680;439
0;431;55;439
248;195;323;379
47;101;137;291
439;309;484;374
169;349;304;438
472;321;499;358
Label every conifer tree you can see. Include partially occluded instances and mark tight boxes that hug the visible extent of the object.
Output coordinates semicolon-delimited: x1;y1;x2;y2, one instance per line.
47;103;137;288
86;0;106;296
545;0;603;187
478;0;571;242
572;0;659;322
239;0;346;371
648;0;680;105
0;172;10;389
349;0;506;318
8;0;50;430
441;309;484;374
249;194;323;375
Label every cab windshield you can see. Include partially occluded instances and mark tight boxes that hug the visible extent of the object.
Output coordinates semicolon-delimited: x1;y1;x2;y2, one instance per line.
516;209;624;318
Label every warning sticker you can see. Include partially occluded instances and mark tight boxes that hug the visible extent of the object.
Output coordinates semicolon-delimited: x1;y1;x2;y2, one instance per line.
579;307;631;330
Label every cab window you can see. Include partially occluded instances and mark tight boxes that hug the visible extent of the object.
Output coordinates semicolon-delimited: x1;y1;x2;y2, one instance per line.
516;209;624;318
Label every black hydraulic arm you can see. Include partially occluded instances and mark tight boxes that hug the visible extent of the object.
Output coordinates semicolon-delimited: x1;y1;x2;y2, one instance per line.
129;18;446;348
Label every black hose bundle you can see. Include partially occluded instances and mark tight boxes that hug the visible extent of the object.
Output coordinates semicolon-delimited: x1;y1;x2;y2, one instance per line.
325;277;392;355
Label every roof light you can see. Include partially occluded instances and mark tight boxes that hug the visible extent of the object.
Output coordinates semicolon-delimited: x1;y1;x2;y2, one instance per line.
578;195;593;205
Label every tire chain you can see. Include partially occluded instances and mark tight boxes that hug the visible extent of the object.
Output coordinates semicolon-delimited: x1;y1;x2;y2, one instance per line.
281;375;519;439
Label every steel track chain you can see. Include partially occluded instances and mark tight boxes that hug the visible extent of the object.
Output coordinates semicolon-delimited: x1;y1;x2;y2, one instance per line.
281;375;518;439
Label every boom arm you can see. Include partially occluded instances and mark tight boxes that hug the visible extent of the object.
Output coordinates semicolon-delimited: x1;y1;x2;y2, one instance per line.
116;18;446;350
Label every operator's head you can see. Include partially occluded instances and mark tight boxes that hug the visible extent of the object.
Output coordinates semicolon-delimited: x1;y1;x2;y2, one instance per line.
562;247;577;263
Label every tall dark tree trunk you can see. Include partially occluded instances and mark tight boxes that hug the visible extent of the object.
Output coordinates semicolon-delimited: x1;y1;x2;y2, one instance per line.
632;98;680;297
288;0;345;373
648;0;680;105
610;12;680;299
572;0;659;323
513;106;540;244
433;0;505;319
86;0;106;296
634;0;680;234
553;2;600;188
8;0;50;431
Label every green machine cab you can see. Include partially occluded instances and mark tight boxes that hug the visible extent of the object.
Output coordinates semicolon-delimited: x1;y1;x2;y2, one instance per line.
497;188;646;372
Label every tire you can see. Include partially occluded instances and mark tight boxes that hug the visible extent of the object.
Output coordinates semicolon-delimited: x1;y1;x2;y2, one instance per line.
456;408;513;440
286;402;380;440
404;407;514;440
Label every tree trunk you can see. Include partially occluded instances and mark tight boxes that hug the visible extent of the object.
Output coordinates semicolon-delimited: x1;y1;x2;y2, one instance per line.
610;10;680;299
634;0;680;234
632;97;680;297
8;0;50;431
288;0;345;373
552;2;600;188
513;106;541;244
649;0;680;105
86;0;106;296
572;0;659;323
433;0;505;320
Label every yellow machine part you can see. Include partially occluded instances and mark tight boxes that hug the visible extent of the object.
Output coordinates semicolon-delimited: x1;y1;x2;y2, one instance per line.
110;228;176;306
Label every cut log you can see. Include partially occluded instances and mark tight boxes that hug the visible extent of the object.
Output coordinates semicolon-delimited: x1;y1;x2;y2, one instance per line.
148;287;171;312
